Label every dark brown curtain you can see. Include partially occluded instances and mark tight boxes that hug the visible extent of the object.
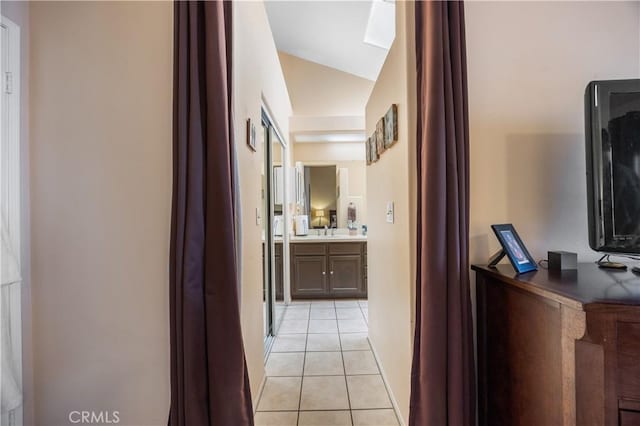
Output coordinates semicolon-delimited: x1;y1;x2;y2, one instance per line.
170;2;253;425
410;2;475;425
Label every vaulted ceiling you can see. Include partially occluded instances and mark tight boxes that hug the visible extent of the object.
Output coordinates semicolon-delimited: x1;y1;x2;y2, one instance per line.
264;1;395;81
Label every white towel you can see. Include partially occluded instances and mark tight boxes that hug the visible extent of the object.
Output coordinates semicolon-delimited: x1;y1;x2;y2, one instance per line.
1;211;22;413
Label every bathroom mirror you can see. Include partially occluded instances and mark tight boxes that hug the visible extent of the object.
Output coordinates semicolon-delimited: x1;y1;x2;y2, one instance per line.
293;162;366;231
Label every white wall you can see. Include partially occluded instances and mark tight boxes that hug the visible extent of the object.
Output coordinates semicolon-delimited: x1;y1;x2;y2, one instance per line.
293;142;365;162
364;1;416;422
279;52;374;117
466;1;640;265
27;2;292;424
233;0;293;408
29;2;172;424
365;1;639;423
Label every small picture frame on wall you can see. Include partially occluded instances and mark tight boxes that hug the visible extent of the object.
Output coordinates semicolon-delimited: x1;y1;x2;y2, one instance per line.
384;104;398;149
375;118;385;156
369;134;379;163
246;118;256;152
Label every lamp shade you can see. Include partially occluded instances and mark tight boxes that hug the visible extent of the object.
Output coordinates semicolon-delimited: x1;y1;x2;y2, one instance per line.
315;210;325;217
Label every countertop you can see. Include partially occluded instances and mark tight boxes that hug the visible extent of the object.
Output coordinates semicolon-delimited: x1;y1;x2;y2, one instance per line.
472;263;640;308
267;229;367;244
289;233;367;243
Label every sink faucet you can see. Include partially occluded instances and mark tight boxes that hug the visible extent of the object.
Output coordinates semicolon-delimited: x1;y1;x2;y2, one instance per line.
324;225;328;236
330;227;335;237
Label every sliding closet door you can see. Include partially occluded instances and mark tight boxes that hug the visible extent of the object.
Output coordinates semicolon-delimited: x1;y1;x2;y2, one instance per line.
1;15;23;426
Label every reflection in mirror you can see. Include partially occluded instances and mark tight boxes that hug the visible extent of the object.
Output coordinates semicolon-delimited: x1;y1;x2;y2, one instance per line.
307;166;337;229
293;163;365;235
271;128;285;329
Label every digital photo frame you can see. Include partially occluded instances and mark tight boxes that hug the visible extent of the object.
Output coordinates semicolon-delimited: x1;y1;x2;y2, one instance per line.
489;224;538;274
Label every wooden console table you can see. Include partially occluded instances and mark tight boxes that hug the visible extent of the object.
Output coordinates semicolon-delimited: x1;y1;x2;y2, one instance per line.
473;263;640;426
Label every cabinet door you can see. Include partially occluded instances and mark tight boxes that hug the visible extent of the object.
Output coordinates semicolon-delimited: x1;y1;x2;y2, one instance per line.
292;255;327;297
329;255;363;296
620;411;640;426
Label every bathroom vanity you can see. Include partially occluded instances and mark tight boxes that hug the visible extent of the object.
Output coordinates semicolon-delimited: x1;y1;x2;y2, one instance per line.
290;237;367;299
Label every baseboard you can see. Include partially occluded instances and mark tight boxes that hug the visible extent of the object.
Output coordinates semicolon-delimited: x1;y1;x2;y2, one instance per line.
368;337;406;426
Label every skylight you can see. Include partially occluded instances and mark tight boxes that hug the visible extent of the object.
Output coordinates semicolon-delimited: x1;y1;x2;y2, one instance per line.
363;0;395;50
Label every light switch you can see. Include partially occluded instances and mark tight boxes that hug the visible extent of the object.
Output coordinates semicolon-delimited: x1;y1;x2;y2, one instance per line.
386;202;394;224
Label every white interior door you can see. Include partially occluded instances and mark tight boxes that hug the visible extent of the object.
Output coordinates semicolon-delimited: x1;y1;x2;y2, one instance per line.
1;15;23;426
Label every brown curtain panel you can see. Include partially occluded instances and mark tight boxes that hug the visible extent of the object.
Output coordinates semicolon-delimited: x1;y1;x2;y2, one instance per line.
170;2;254;425
410;2;475;425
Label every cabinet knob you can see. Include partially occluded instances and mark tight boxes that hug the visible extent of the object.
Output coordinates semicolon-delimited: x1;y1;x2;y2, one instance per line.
330;271;334;275
322;271;326;275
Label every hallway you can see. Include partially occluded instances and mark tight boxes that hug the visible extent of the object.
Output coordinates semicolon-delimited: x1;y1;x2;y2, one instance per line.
255;300;399;426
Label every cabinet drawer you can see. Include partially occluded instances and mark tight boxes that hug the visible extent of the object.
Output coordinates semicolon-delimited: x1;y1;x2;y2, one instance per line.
293;243;326;256
618;322;640;399
329;242;362;255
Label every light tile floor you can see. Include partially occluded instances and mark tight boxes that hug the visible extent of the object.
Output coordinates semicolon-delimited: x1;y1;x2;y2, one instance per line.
256;299;400;426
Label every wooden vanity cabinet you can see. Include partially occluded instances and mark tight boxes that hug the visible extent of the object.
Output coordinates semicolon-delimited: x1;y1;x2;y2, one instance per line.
291;242;367;299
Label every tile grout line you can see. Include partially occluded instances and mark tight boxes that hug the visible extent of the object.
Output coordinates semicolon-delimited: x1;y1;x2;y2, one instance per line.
256;301;291;415
259;300;378;424
301;299;337;424
361;300;368;325
295;302;311;426
256;301;289;413
336;302;355;426
367;336;402;426
359;300;399;423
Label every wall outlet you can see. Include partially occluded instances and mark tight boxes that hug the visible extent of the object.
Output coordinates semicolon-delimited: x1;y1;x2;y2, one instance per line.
386;202;394;224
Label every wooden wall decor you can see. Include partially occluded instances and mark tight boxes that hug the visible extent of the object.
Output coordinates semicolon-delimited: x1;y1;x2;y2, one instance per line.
367;104;399;166
376;118;386;156
384;104;398;149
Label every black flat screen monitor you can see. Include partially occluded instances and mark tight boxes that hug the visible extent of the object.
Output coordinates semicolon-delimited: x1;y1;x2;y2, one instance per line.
585;79;640;254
